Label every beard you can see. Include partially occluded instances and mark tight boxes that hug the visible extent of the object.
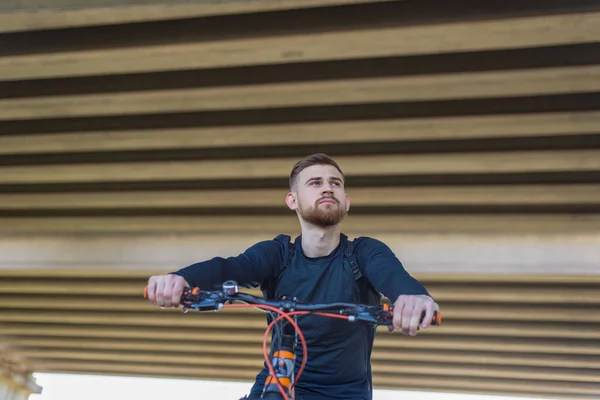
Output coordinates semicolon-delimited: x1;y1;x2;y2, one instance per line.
297;197;347;227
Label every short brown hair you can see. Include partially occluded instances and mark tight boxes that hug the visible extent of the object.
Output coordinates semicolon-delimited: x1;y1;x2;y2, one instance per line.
289;153;344;190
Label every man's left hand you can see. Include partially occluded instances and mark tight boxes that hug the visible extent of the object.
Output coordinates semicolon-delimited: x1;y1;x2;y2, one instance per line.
389;294;439;336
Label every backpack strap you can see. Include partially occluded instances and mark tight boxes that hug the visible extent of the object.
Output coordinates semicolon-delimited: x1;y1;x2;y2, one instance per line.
262;234;294;300
262;234;296;339
344;238;363;280
274;233;294;272
343;235;382;306
343;236;379;398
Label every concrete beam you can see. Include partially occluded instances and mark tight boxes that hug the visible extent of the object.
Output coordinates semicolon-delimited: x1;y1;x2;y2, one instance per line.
0;0;384;12
0;0;390;32
0;232;598;275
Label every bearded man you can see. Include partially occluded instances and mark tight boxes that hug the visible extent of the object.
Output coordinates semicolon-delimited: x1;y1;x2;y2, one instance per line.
146;153;438;400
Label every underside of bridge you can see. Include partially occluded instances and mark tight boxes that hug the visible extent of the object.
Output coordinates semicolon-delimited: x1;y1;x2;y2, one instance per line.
0;0;599;399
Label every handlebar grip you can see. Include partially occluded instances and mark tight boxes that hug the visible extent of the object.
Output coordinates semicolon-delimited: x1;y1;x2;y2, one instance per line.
143;285;200;300
382;304;442;326
432;310;442;326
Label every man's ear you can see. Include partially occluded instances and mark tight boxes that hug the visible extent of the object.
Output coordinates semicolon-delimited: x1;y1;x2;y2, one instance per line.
286;192;298;210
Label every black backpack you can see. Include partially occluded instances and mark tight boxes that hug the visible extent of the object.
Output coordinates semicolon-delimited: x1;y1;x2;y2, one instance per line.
261;233;382;306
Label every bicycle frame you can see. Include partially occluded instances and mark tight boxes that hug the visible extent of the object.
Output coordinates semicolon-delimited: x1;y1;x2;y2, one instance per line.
145;281;441;400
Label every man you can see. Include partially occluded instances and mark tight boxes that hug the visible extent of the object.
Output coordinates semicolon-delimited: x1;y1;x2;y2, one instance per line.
146;153;439;400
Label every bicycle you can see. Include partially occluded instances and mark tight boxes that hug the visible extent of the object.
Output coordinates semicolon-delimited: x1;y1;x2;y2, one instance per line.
144;281;442;400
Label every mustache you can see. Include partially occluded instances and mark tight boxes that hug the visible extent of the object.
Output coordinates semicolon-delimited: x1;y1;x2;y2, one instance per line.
317;196;339;204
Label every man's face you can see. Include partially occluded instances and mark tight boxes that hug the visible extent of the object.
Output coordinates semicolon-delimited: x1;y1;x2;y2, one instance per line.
287;164;350;227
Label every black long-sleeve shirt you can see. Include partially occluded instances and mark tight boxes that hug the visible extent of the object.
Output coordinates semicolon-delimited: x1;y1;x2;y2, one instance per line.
173;234;430;400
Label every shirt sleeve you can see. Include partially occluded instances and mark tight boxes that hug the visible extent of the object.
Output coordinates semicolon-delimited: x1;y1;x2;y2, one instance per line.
170;239;284;291
354;237;431;302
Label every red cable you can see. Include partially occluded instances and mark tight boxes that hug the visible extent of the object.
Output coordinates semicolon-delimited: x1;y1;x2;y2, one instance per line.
312;312;351;321
222;305;351;399
263;311;307;393
224;304;308;399
260;311;349;390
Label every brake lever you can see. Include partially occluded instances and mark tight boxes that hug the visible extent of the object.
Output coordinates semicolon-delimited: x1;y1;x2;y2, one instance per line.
181;287;226;312
340;304;387;325
347;304;442;327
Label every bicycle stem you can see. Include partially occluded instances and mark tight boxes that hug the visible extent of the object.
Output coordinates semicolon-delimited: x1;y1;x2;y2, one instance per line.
262;332;295;398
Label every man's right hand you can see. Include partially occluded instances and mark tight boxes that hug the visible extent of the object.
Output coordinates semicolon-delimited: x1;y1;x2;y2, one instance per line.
146;274;190;308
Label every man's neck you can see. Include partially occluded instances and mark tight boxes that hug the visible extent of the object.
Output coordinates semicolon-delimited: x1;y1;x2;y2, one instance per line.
299;222;341;258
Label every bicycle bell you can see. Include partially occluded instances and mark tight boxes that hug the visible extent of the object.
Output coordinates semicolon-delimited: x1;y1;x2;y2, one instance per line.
222;280;239;295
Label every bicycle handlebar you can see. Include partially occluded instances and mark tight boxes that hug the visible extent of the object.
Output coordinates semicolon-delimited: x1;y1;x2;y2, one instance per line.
144;280;442;327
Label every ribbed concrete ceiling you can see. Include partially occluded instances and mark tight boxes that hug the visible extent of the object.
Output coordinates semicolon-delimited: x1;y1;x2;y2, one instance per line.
0;0;599;399
0;271;599;400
